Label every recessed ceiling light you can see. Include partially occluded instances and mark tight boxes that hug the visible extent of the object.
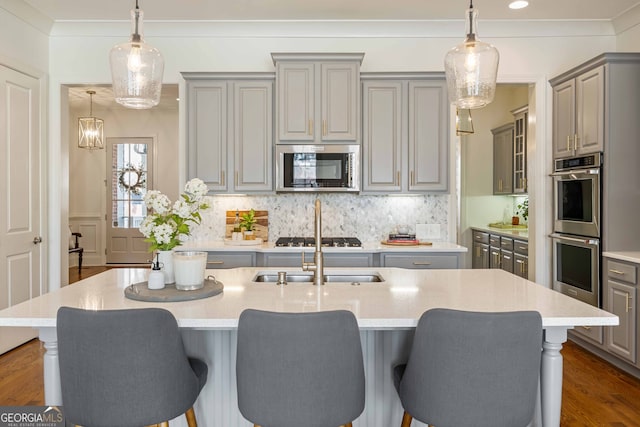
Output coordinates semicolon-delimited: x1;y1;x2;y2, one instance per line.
509;0;529;9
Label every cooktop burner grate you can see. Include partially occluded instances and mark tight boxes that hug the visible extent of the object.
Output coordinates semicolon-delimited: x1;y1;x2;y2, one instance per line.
275;237;362;248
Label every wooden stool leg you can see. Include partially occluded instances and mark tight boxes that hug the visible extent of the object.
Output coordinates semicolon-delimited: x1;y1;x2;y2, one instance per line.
401;410;413;427
185;407;198;427
344;423;353;427
159;422;169;427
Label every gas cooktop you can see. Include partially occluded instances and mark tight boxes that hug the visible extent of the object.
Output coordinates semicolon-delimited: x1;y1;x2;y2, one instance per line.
275;237;362;248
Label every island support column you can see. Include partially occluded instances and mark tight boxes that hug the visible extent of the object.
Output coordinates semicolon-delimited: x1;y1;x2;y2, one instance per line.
541;327;567;427
39;327;62;405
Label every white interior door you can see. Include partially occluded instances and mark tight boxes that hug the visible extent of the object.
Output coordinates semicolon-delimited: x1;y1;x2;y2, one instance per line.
106;137;153;264
0;65;42;354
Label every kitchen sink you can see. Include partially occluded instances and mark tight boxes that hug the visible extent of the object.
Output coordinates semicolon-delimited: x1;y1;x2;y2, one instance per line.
252;272;384;283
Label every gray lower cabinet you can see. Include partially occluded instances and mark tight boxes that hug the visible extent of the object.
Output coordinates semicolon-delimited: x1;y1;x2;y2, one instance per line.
207;252;256;269
380;253;461;269
604;258;638;364
361;74;449;193
260;252;374;268
472;229;528;278
472;231;489;269
183;73;274;194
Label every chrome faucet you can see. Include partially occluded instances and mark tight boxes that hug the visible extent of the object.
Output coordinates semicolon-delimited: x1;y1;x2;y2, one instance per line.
302;199;324;286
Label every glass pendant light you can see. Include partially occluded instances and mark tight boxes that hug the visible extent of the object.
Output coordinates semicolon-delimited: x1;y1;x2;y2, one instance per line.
78;90;104;150
444;0;499;109
109;0;164;109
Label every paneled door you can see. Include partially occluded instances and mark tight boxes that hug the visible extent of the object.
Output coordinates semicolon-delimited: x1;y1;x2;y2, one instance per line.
106;137;153;264
0;65;42;354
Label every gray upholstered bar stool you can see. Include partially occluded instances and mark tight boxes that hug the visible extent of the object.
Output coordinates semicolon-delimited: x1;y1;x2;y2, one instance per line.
393;308;542;427
236;309;365;427
57;307;208;427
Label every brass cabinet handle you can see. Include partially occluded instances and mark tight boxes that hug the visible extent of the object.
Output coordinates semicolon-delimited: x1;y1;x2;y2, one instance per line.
235;171;239;187
574;134;578;150
397;171;401;186
581;326;592;331
308;119;313;135
221;171;225;186
476;247;481;257
322;120;327;136
627;294;633;313
567;135;571;151
518;246;527;251
609;269;626;276
207;261;224;266
411;171;415;186
413;261;432;266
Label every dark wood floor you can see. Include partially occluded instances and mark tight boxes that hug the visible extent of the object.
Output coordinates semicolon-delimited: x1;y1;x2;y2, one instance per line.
1;266;640;425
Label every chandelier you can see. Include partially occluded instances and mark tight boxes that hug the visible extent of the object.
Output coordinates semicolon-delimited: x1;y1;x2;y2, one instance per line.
78;90;104;150
444;0;499;109
109;0;164;109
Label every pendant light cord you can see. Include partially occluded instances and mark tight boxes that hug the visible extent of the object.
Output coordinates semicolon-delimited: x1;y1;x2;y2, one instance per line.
132;0;141;42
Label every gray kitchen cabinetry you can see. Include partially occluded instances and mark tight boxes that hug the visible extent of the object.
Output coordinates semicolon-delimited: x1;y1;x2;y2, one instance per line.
207;252;256;269
513;239;529;279
512;106;528;194
381;253;461;269
272;52;364;144
260;252;374;268
492;123;514;195
489;234;501;269
604;258;638;364
184;73;274;193
499;237;514;274
551;64;604;159
472;231;489;269
361;74;449;193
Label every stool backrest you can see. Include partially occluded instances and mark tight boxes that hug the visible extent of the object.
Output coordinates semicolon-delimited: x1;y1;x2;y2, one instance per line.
236;309;365;427
399;308;542;427
57;307;201;427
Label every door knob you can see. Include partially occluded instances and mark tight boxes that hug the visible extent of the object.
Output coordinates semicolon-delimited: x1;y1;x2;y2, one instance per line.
33;236;43;244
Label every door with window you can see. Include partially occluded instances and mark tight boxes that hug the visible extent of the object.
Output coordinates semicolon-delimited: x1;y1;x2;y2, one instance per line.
106;137;153;263
0;65;42;354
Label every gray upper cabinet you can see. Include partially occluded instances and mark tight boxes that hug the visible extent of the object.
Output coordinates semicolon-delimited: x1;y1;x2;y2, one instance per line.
361;74;449;193
512;106;528;194
492;123;514;195
272;53;364;144
184;73;274;194
551;64;604;158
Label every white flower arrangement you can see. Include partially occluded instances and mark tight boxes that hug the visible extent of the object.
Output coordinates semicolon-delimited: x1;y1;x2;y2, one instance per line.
139;178;210;251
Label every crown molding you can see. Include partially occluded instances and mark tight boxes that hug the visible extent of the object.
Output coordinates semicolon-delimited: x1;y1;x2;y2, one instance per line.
0;0;53;34
613;2;640;34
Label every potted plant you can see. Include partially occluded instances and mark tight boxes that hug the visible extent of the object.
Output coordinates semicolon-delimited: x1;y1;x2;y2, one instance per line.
516;198;529;223
240;209;257;240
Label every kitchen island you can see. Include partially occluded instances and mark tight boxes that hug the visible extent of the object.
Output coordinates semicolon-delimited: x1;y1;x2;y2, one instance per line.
0;267;617;427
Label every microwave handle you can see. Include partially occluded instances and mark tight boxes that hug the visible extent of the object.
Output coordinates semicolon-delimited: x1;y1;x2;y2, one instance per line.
550;233;599;246
550;169;600;177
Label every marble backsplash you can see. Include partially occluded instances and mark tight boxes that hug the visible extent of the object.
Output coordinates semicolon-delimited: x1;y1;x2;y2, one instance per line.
187;193;450;243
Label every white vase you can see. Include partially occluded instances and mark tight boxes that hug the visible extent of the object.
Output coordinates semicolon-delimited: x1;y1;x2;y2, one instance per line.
173;251;207;291
157;250;175;284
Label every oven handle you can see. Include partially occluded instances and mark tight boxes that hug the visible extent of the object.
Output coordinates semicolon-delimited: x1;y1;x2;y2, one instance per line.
550;233;599;246
550;169;600;177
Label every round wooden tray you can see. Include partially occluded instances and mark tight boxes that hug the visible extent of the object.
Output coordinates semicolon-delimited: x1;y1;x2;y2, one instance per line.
124;276;223;302
380;240;433;246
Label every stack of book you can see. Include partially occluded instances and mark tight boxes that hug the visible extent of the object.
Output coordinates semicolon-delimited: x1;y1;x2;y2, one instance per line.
386;233;419;244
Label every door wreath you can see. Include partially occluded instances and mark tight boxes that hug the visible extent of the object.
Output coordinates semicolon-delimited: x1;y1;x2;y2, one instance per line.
118;164;146;195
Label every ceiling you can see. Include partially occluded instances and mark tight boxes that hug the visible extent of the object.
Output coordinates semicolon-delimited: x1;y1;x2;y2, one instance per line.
21;0;640;22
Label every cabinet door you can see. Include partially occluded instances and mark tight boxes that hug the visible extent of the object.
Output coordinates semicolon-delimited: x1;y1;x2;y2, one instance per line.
552;79;576;158
277;62;314;141
408;81;448;191
362;81;403;192
514;253;528;279
606;280;636;363
472;242;489;269
382;253;459;269
500;250;514;273
512;109;527;193
187;81;228;192
234;81;273;192
489;248;501;269
321;62;359;141
576;65;605;155
492;125;514;194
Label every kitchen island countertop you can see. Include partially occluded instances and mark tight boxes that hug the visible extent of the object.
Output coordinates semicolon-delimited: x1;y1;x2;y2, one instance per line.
0;267;616;427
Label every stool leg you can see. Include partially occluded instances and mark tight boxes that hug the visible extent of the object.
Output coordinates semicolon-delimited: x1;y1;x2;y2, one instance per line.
159;422;169;427
78;249;83;272
401;410;413;427
185;407;198;427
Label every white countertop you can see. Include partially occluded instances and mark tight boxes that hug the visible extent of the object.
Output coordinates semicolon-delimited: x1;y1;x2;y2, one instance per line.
181;240;468;253
0;267;615;330
603;251;640;264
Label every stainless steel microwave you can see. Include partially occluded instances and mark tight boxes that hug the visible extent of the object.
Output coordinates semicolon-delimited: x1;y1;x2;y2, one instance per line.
276;144;360;192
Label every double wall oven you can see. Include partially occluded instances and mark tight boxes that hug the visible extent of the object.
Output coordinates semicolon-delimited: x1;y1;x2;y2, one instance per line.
551;152;602;307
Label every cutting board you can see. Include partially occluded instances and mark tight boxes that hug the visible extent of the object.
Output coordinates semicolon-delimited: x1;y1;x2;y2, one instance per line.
225;210;268;241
